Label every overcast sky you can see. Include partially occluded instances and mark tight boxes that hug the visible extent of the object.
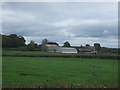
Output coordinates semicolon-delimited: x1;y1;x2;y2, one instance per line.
2;2;118;48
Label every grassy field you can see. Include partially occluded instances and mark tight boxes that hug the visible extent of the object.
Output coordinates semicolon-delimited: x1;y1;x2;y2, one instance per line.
2;57;118;88
2;50;119;57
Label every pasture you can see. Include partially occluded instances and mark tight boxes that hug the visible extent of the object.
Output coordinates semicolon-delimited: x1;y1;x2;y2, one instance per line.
2;56;118;88
2;50;119;60
2;50;118;56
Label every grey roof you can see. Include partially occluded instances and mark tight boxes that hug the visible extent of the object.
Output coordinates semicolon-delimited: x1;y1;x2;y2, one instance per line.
56;47;77;53
79;49;91;52
45;44;58;47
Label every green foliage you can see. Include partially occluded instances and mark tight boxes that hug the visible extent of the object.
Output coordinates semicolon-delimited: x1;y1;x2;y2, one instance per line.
37;44;42;49
109;48;119;54
94;43;101;51
26;41;38;51
2;34;26;48
42;39;59;46
47;42;59;46
86;44;90;47
63;41;70;47
42;39;49;44
98;47;119;54
99;47;111;53
0;34;2;48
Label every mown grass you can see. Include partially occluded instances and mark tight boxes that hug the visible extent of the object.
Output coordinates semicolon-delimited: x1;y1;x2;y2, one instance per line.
2;57;118;88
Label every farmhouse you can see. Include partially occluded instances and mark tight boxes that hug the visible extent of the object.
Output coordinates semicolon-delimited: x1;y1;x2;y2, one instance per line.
56;47;78;53
41;44;59;52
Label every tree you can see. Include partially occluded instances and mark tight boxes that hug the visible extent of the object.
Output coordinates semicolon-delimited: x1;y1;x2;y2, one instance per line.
94;43;101;51
26;41;37;51
80;45;83;48
18;36;26;46
47;42;59;46
2;35;8;47
37;44;42;50
7;34;18;48
85;44;90;47
42;39;48;44
0;34;2;48
63;41;70;47
2;34;26;48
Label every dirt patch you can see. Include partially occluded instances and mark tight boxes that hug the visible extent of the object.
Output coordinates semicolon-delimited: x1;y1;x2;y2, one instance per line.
19;73;32;76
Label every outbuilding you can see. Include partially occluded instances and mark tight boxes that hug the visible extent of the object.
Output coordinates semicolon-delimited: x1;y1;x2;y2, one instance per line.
56;47;78;53
41;44;59;52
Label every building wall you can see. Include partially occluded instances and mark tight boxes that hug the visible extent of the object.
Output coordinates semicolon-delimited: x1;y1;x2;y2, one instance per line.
41;44;58;52
78;46;96;54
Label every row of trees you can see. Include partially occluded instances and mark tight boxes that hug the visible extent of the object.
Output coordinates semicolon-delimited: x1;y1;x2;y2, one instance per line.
1;34;71;48
2;34;118;53
1;34;101;51
41;39;101;51
26;39;71;51
42;39;59;46
1;34;26;48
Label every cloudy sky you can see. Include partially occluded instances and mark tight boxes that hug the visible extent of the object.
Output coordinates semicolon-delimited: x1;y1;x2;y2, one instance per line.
2;2;118;48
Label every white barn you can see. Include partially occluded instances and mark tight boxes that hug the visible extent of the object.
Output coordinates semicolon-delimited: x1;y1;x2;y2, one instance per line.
56;47;78;53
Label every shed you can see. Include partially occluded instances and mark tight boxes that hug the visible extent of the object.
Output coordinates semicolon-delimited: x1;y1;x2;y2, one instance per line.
85;46;95;51
78;46;96;54
41;44;59;52
56;47;78;53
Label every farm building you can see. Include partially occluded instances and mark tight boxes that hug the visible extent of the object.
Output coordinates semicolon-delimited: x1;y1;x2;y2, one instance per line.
79;48;91;53
78;46;97;54
85;46;95;51
41;44;59;52
56;47;78;53
41;44;97;54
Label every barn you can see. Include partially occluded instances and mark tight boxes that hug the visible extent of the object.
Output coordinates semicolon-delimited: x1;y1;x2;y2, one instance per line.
41;44;59;52
78;46;97;54
56;47;78;53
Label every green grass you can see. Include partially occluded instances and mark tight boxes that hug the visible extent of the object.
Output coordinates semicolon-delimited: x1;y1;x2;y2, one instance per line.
2;50;65;56
2;50;119;57
2;57;118;88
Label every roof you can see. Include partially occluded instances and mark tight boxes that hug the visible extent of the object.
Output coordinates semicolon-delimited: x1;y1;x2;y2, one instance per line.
56;47;77;53
79;49;91;52
45;44;58;50
60;47;77;50
45;44;58;47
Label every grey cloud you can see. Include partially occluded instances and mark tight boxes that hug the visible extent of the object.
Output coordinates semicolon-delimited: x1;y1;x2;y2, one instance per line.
72;23;117;38
2;2;118;48
52;19;118;38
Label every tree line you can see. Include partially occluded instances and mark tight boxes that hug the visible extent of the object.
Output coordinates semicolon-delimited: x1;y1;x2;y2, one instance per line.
1;34;71;50
1;34;26;48
1;34;117;53
1;34;71;48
